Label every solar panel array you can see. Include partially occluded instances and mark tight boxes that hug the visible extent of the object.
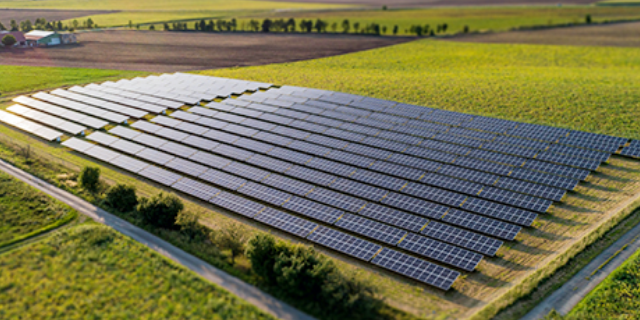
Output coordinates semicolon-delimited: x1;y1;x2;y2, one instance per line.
1;72;635;291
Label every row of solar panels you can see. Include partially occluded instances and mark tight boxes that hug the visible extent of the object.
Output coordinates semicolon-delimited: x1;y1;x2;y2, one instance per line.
0;110;63;141
61;136;460;291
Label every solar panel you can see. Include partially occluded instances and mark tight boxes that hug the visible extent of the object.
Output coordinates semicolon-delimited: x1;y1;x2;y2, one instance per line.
84;145;120;162
209;192;264;217
172;177;220;201
421;221;502;256
371;248;459;291
165;158;209;177
138;165;182;186
238;182;292;206
199;168;247;190
254;207;318;237
61;137;95;152
307;226;381;261
442;209;521;241
335;214;407;245
109;154;149;173
398;233;482;271
381;193;449;219
306;187;367;213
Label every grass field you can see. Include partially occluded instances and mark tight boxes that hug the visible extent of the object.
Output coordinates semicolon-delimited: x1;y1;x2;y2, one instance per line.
0;65;146;99
0;223;275;320
0;170;76;248
200;39;640;139
566;247;640;319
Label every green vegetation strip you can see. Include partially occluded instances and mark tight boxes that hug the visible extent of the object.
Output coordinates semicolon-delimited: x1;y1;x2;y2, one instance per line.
568;244;640;319
200;40;640;139
0;170;78;248
0;223;275;320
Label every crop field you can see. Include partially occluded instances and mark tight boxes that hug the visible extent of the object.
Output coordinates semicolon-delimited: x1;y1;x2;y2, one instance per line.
266;0;602;7
0;223;275;319
0;65;145;100
566;247;640;319
0;170;76;247
0;31;410;72
451;21;640;47
0;9;115;27
230;6;640;36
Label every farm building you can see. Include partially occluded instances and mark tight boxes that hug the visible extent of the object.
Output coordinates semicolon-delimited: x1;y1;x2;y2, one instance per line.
0;31;26;47
25;30;61;46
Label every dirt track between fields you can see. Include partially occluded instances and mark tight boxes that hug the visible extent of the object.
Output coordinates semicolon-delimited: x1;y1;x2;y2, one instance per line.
0;30;412;72
447;21;640;47
0;9;115;26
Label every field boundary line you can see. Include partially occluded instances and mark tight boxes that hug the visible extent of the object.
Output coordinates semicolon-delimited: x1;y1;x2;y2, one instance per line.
0;158;316;320
469;171;640;320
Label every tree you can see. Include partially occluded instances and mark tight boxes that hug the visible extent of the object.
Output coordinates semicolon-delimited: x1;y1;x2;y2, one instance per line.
207;20;214;31
136;24;140;30
20;20;33;32
79;166;100;192
57;21;63;30
2;34;17;46
137;193;184;229
86;18;94;29
331;22;337;32
287;18;296;32
149;25;155;31
105;184;138;212
342;19;350;33
0;21;6;31
314;19;327;33
442;23;448;33
231;18;237;31
246;233;280;284
586;14;592;24
414;25;423;36
163;22;170;31
393;24;398;35
212;222;248;265
382;5;388;10
72;20;79;29
382;25;387;34
463;25;469;33
175;211;207;240
262;19;272;32
199;19;206;31
129;20;132;29
353;22;360;33
249;19;260;32
10;20;18;31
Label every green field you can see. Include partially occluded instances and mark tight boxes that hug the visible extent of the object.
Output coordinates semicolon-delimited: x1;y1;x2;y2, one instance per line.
0;170;76;247
0;66;146;99
0;223;274;320
200;39;640;139
566;247;640;319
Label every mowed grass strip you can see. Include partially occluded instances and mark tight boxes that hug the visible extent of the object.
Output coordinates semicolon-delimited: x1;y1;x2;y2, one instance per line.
0;65;146;98
0;170;77;248
566;246;640;319
200;39;640;138
0;223;276;320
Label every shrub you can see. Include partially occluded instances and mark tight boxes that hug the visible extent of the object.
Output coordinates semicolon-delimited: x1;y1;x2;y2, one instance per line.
246;233;280;284
211;222;247;264
105;184;137;212
137;193;183;229
586;14;592;24
175;211;207;241
78;166;100;192
463;25;470;33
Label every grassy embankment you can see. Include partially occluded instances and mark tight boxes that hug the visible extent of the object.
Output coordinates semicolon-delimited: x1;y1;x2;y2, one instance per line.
0;170;77;248
0;223;275;320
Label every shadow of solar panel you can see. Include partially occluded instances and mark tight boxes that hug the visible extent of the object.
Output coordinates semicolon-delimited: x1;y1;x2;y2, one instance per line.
523;160;590;180
307;188;367;213
199;168;247;190
254;208;318;238
443;209;521;241
381;193;449;219
369;161;425;181
139;166;182;186
109;154;149;173
262;174;313;196
209;192;264;217
398;233;482;271
172;177;220;201
421;221;502;256
238;182;292;206
371;248;459;290
165;158;208;177
401;183;467;207
307;226;381;261
335;214;406;245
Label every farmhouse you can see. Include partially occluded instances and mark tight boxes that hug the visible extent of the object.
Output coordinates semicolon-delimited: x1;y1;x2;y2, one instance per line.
25;30;62;46
0;31;26;47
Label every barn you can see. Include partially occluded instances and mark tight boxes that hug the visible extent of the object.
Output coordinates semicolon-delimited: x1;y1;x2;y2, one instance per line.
25;30;61;46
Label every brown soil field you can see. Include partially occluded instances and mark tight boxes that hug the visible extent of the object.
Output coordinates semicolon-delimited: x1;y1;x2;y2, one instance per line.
0;9;115;26
448;21;640;47
0;30;412;72
263;0;599;8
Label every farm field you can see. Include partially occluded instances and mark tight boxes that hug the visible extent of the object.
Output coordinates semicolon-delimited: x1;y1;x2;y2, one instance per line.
0;31;411;72
265;0;602;6
450;21;640;47
0;9;115;27
0;223;275;320
219;6;640;36
0;170;76;247
566;247;640;319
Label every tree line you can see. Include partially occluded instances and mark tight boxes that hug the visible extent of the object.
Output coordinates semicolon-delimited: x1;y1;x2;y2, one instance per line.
76;165;382;319
0;17;99;33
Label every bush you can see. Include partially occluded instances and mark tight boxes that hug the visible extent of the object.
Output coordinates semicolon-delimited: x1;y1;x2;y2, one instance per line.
2;34;16;46
586;14;592;24
136;193;183;229
78;166;100;192
211;222;247;264
175;211;207;241
246;233;281;284
105;184;137;212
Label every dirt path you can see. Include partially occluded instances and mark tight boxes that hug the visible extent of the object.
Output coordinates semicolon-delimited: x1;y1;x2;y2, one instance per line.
0;30;413;72
0;157;316;320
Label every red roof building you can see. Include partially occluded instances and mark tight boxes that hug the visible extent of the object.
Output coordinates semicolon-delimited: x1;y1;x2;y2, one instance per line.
0;31;26;46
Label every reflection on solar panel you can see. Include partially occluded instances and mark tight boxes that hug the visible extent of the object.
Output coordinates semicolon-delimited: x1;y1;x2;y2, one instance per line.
33;73;638;291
